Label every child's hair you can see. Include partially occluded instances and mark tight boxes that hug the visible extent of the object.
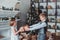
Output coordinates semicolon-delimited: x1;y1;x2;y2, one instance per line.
40;13;47;17
38;13;47;21
10;17;15;26
10;17;15;21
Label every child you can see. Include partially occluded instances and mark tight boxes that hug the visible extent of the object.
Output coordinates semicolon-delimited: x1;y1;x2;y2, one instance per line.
10;18;19;40
24;13;47;40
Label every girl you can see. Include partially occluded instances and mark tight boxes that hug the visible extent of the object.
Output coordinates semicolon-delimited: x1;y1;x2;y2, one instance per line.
10;18;19;40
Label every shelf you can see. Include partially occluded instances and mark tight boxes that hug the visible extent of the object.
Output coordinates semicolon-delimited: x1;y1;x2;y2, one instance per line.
57;22;60;23
38;8;60;10
48;28;60;30
57;15;60;16
57;15;60;17
0;10;19;17
57;2;60;4
40;2;56;3
0;37;10;40
47;29;60;33
48;16;55;17
30;0;60;34
0;25;10;31
0;9;20;12
48;22;55;23
56;29;60;30
39;2;47;3
57;8;60;10
40;8;60;10
47;29;55;33
48;22;59;24
39;1;60;3
0;20;10;31
56;30;60;32
40;8;56;9
48;15;55;16
40;8;60;9
47;28;55;29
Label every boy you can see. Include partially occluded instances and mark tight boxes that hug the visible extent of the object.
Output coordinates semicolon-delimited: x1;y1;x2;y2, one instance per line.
25;13;47;40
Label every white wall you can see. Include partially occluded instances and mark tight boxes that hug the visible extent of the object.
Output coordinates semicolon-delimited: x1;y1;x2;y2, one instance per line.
0;0;30;13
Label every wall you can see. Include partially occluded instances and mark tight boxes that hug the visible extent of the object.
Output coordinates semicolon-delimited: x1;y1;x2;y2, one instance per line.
0;0;30;14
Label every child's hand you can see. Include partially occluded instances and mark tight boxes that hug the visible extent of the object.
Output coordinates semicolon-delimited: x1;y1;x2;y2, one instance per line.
24;25;29;31
14;33;17;35
19;27;24;32
25;27;29;31
14;27;24;35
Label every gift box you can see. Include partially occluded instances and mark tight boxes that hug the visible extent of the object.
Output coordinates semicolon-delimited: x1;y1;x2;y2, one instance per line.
56;32;60;36
46;31;51;37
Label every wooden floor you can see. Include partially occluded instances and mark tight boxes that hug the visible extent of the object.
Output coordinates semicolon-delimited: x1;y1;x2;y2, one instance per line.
46;36;60;40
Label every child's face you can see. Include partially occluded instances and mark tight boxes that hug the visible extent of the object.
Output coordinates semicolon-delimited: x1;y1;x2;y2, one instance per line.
39;15;46;21
10;21;16;26
10;21;14;26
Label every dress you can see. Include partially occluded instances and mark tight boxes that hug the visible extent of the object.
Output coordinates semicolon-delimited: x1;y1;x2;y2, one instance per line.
11;26;19;40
